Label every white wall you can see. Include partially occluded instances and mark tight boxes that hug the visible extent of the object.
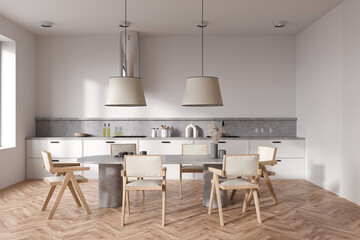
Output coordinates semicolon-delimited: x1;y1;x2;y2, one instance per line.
297;0;360;205
0;16;36;189
342;0;360;205
36;35;296;118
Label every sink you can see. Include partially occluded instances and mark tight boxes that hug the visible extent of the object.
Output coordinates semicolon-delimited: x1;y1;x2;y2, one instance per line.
112;136;147;138
206;135;240;138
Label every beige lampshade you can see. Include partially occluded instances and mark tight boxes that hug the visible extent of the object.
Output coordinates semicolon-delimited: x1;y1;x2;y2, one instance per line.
182;76;223;106
105;77;146;106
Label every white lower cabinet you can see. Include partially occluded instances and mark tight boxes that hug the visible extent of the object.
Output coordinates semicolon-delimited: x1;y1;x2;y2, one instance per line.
138;140;193;179
25;138;305;180
249;140;305;179
266;158;304;179
83;140;138;179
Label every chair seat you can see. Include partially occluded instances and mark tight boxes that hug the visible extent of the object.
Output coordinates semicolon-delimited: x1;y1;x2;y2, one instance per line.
219;178;258;190
181;165;203;172
44;175;88;186
126;180;162;189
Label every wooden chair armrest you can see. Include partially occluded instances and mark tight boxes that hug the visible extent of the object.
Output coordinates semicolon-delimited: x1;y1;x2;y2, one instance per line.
53;163;81;167
161;167;167;177
209;167;224;177
50;166;90;173
259;160;277;166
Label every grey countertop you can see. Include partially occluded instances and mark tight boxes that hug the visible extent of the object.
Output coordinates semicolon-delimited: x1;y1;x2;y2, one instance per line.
26;136;305;140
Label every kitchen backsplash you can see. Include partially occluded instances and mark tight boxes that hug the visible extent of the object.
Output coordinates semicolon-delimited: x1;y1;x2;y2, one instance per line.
35;118;297;137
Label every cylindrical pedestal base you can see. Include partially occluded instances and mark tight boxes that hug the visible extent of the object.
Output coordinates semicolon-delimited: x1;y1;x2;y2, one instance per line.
203;164;228;208
99;164;123;208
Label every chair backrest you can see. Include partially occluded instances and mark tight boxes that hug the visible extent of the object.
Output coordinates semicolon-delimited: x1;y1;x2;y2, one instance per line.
110;144;137;156
182;144;208;155
257;146;277;162
223;154;259;177
41;150;54;172
124;155;162;177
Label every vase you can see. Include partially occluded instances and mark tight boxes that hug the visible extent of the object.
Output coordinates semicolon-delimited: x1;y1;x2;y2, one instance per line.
211;143;218;159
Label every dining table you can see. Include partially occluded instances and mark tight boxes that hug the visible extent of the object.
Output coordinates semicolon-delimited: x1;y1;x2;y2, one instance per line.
77;155;227;208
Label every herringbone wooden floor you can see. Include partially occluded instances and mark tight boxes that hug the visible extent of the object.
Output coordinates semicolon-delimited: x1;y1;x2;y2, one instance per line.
0;180;359;240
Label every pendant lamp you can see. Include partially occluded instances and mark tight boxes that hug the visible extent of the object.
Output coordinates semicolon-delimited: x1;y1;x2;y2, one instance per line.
182;0;223;107
105;0;146;107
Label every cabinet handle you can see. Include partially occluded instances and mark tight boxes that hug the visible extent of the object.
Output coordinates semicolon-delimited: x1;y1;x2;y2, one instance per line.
218;141;226;143
106;141;115;144
277;160;282;162
272;141;282;144
161;141;171;143
52;159;60;162
50;141;60;144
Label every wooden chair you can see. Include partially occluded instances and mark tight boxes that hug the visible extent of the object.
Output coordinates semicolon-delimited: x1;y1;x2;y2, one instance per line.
110;143;137;156
208;154;262;225
121;155;166;226
179;144;207;199
41;150;91;220
230;146;278;204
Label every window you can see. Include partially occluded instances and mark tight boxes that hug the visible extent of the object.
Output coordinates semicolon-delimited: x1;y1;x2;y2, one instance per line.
0;34;16;148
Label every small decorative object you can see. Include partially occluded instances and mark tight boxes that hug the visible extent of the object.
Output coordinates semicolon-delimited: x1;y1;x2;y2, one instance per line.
161;125;170;138
140;151;147;155
209;122;226;158
219;149;226;159
185;124;198;138
74;133;90;137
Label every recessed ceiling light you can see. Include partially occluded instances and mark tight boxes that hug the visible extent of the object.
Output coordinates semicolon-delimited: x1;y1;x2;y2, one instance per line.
40;21;54;28
274;21;286;28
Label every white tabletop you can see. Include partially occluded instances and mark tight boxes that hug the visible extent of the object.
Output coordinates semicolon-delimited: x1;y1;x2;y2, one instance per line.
77;155;223;165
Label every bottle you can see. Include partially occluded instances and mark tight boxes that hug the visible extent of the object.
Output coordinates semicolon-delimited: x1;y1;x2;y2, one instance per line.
152;128;156;138
107;123;111;137
115;127;119;136
103;124;106;137
156;128;160;138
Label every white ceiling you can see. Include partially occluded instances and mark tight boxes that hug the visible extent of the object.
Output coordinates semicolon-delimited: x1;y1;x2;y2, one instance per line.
0;0;343;36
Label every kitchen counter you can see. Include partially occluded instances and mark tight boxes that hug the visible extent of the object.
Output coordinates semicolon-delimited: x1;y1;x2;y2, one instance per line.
26;136;305;140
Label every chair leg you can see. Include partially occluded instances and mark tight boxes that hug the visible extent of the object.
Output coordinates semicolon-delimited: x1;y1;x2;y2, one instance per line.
262;166;278;204
215;183;224;226
48;174;70;220
69;173;91;215
179;165;183;199
126;190;130;215
162;186;166;226
121;188;126;226
41;186;56;211
253;189;262;223
68;182;81;207
242;189;250;213
247;189;253;205
208;180;215;214
230;190;237;200
141;177;145;197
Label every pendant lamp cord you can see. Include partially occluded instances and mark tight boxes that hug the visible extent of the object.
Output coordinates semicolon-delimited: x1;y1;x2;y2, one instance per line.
201;0;204;77
124;0;127;77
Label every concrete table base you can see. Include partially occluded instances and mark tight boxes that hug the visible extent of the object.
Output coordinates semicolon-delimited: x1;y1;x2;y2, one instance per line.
203;164;228;208
98;164;123;208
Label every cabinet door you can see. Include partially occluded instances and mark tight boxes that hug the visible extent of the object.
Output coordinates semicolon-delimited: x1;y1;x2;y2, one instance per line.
194;140;249;155
138;140;193;179
266;159;304;179
26;140;82;158
26;158;83;179
83;140;138;156
249;140;304;158
138;140;193;154
26;158;52;179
